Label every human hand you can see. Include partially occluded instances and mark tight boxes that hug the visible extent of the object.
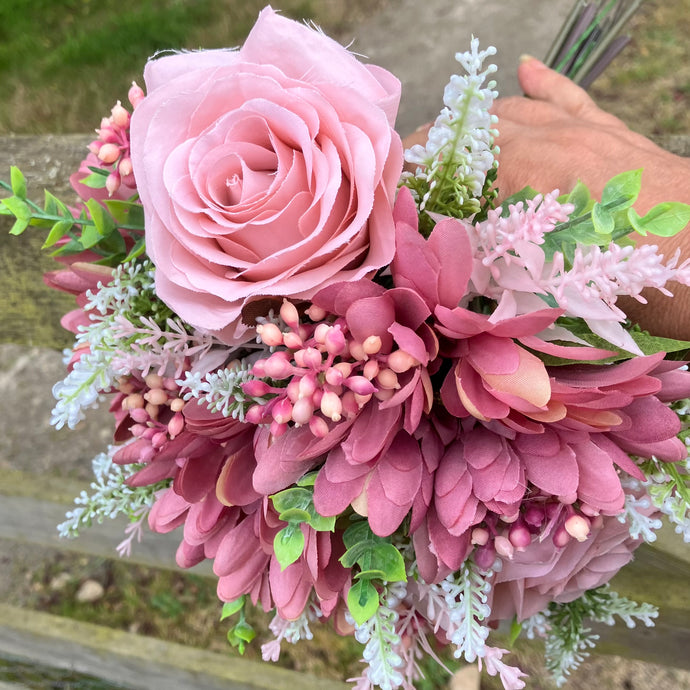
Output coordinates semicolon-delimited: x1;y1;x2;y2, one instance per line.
492;56;690;214
402;57;690;340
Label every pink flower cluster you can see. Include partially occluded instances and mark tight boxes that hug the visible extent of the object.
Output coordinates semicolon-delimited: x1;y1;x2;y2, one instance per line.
102;184;690;625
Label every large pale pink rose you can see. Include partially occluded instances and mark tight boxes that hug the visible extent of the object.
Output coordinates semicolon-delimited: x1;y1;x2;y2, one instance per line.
130;7;403;343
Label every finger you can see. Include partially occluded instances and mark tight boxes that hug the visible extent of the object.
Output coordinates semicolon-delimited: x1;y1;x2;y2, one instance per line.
492;95;564;127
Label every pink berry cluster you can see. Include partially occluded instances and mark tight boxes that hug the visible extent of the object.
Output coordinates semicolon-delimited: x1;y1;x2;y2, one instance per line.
116;372;186;462
88;83;144;196
471;496;600;569
242;299;420;438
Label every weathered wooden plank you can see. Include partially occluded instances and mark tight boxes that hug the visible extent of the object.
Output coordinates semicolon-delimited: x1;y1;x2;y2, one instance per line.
0;603;348;690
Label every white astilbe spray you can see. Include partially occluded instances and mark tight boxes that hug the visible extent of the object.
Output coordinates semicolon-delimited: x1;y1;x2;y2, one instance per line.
261;602;320;662
404;38;498;218
58;443;170;554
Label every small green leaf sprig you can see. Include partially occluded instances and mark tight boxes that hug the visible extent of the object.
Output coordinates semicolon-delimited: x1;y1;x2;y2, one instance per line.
220;595;257;655
1;166;145;266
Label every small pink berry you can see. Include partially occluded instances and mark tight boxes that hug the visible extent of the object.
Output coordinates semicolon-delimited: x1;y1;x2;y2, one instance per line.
300;347;323;369
324;326;346;355
564;515;591;542
167;412;185;438
144;388;168;406
242;379;272;397
263;352;293;379
283;331;303;350
272;398;293;425
298;374;317;399
387;349;419;373
245;404;266;425
118;157;133;177
376;368;399;390
552;526;570;548
320;391;342;422
363;359;379;380
257;323;283;347
292;397;314;425
508;523;531;549
152;431;168;449
494;535;515;559
128;82;145;108
280;300;300;329
362;335;382;355
471;527;490;546
313;323;330;344
305;304;327;321
309;416;329;438
98;143;121;164
129;407;149;424
344;376;377;396
106;171;121;196
111;101;130;127
325;367;344;386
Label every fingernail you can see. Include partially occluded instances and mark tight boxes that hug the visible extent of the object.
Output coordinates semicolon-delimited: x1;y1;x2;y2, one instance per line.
519;54;535;63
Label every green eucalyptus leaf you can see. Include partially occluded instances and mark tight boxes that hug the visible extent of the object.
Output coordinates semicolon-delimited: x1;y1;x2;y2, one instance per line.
340;535;406;582
600;169;641;210
274;524;305;570
42;220;74;248
278;507;311;524
10;166;27;199
271;487;312;515
220;596;245;620
297;471;319;488
355;569;388;581
347;579;379;625
628;202;690;238
591;202;614;235
307;511;335;532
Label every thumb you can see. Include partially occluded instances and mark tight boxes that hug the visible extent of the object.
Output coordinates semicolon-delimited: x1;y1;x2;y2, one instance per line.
517;56;600;119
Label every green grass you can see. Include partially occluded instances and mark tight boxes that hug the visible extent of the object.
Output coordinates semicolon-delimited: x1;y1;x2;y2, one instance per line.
0;0;315;134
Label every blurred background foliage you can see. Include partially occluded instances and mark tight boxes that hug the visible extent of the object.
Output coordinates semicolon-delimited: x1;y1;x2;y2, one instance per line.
0;0;688;136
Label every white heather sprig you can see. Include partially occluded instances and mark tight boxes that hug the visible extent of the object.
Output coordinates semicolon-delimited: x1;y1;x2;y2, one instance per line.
618;479;663;543
405;37;498;217
539;586;657;687
261;602;320;662
177;362;261;421
349;582;407;690
51;260;164;429
638;454;690;543
58;444;170;550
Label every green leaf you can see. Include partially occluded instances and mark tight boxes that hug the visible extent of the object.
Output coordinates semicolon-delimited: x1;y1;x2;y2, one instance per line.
85;198;115;237
509;618;522;647
104;199;145;227
80;172;108;189
220;596;245;621
347;579;379;625
10;216;30;236
297;471;319;488
628;202;690;238
79;223;102;249
2;196;31;223
565;180;593;217
307;512;335;532
341;541;406;582
499;185;540;216
42;220;74;248
600;169;641;210
278;507;311;523
227;618;256;655
274;524;305;569
44;190;72;218
10;166;27;199
591;202;614;235
123;237;146;263
355;569;388;581
271;487;312;515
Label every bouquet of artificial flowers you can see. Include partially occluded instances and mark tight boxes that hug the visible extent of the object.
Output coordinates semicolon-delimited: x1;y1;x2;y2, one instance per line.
4;7;690;690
